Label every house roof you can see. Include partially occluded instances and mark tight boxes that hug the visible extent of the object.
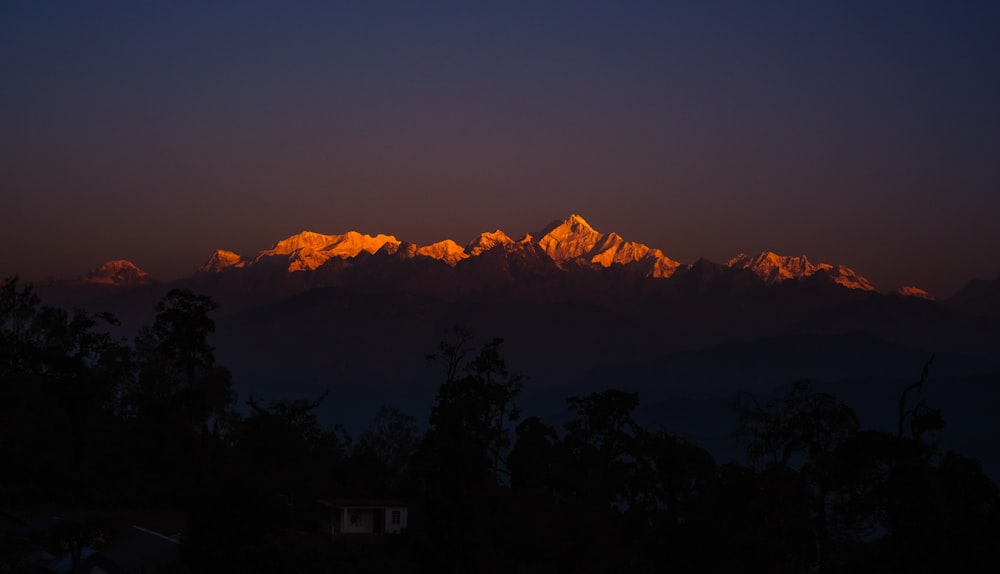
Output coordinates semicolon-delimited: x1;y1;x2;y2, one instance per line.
317;499;407;509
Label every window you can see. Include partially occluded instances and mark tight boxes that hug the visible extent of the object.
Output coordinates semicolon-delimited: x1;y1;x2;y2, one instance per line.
391;510;401;525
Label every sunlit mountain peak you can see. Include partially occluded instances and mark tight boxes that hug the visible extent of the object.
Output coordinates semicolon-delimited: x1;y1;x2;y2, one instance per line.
728;251;875;290
589;232;649;266
533;215;680;277
263;230;338;254
728;251;818;283
536;214;602;261
816;264;876;291
466;230;514;256
377;241;418;258
258;230;401;272
183;215;881;289
324;232;400;258
82;259;152;286
199;249;247;273
416;240;469;266
566;213;594;229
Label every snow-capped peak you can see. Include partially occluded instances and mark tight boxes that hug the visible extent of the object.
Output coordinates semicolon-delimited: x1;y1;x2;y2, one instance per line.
184;214;887;289
199;249;248;273
533;215;680;277
536;214;603;261
257;230;401;272
727;251;818;282
466;230;514;256
893;285;935;300
416;240;469;266
728;251;875;291
82;259;152;286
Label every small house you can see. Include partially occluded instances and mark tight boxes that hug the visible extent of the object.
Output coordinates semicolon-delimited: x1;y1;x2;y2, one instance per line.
317;500;408;535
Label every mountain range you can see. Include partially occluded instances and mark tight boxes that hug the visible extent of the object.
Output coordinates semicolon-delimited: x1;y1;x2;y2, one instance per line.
71;213;916;296
28;213;1000;478
57;213;1000;320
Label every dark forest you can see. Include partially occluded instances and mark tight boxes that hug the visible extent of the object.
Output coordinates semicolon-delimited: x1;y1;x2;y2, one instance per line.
2;278;998;573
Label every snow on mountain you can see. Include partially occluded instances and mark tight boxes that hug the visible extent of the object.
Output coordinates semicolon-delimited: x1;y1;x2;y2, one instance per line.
377;241;418;258
728;251;875;291
816;264;876;291
536;214;602;260
466;230;514;256
186;216;697;282
82;260;152;286
180;215;884;291
727;252;819;282
257;230;401;272
893;285;935;300
199;249;248;273
534;214;681;277
261;230;337;254
416;240;469;266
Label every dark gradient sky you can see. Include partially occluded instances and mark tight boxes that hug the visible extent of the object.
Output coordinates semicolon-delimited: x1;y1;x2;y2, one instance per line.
3;1;998;297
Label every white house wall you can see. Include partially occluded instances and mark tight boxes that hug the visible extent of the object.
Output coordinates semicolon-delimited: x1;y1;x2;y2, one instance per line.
384;506;408;534
341;509;374;534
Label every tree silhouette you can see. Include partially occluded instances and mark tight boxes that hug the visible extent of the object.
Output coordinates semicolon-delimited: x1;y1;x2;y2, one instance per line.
414;327;525;572
351;405;419;496
132;289;235;436
735;380;860;470
0;276;130;506
424;329;524;484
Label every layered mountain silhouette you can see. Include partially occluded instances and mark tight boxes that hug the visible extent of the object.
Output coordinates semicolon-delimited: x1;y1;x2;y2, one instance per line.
58;214;903;308
948;273;1000;319
24;214;1000;476
190;214;684;281
35;213;1000;338
197;213;856;287
40;213;1000;329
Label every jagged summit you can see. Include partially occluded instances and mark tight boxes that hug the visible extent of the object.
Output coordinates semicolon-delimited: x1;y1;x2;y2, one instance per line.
257;230;401;272
82;259;152;286
179;214;880;287
532;214;680;277
466;230;514;256
536;214;602;261
728;251;874;291
817;264;875;291
199;249;247;273
416;240;468;266
728;252;818;283
264;230;338;255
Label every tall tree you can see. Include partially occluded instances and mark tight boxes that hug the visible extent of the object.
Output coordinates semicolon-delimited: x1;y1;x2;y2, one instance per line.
0;276;41;375
0;277;131;505
131;289;234;434
424;328;524;484
415;327;525;572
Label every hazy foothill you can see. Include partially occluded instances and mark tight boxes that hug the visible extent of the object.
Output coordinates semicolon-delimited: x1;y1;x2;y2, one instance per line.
2;215;1000;572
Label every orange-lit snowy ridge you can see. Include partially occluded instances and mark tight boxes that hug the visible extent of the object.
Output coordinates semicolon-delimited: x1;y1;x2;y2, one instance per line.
728;251;875;291
82;259;152;286
893;285;935;300
93;214;881;291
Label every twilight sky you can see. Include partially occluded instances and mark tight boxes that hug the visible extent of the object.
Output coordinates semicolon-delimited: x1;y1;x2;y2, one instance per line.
2;1;998;297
